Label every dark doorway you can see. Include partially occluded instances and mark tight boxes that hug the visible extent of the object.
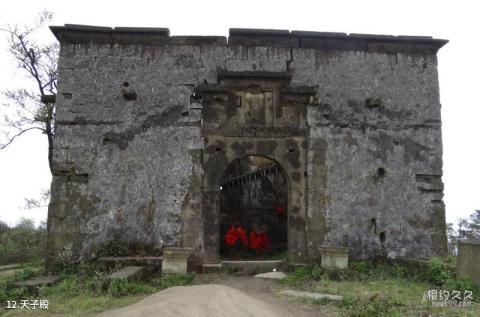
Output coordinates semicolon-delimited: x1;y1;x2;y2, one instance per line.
219;155;287;260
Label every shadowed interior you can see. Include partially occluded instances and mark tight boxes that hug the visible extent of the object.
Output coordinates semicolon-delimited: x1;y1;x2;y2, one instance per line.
219;155;287;260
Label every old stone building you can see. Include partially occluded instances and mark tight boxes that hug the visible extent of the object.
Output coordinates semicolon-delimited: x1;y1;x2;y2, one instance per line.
46;25;448;269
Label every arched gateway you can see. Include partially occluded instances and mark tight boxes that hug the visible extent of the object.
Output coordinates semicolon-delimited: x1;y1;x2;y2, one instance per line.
198;71;313;264
219;155;288;260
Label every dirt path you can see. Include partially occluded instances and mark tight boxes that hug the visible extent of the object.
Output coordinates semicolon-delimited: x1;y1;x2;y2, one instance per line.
213;275;325;316
96;274;332;317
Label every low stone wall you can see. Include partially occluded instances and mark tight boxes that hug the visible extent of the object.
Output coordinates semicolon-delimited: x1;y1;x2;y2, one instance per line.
457;240;480;287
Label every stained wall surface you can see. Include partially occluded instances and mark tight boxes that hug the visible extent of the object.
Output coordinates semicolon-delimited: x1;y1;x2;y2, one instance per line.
46;26;447;269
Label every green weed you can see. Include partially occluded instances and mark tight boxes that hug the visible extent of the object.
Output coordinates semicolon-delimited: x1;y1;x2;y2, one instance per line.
427;257;454;286
283;259;479;316
151;273;195;289
0;265;43;303
107;279;155;297
340;293;406;317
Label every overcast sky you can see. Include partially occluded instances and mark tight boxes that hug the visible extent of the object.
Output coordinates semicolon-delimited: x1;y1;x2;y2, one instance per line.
0;0;478;227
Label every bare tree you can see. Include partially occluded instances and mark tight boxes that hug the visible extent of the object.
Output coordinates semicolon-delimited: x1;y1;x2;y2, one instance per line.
23;188;51;210
0;10;58;173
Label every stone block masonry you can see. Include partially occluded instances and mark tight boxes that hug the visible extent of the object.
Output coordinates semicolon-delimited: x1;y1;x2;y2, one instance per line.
457;240;480;287
46;25;448;270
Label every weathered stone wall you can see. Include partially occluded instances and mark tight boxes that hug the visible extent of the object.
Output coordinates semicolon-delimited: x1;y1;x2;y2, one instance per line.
46;26;447;268
47;31;227;267
293;50;446;259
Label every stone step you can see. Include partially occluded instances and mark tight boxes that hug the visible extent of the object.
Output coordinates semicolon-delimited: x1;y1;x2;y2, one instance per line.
98;256;162;273
106;266;145;281
12;275;60;295
221;260;286;274
278;290;343;302
98;256;162;266
0;263;23;271
0;269;20;278
254;271;287;279
202;263;223;273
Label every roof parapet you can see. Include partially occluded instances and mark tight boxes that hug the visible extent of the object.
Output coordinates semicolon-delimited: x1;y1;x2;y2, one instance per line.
50;25;448;54
229;28;448;54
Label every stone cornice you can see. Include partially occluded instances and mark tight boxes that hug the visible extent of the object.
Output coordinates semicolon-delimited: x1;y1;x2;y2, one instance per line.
50;25;447;54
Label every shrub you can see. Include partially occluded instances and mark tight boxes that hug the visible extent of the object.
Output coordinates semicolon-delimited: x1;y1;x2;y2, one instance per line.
311;265;323;280
427;257;454;286
0;219;47;264
424;257;479;302
445;254;456;265
351;261;369;274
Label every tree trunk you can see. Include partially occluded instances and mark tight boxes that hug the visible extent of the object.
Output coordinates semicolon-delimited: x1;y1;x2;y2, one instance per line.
43;100;54;175
46;125;53;174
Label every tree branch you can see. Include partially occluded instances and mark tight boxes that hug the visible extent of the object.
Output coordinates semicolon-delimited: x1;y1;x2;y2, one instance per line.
0;126;44;150
1;11;57;173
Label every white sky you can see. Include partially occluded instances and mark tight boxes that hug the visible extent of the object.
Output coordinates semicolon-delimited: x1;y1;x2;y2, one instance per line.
0;0;478;227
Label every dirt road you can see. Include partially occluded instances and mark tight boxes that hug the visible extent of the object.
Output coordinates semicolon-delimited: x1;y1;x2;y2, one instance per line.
96;275;328;317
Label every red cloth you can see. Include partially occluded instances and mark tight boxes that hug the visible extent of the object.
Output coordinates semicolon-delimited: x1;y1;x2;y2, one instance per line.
250;231;261;250
225;225;249;247
236;225;249;246
259;232;269;250
250;230;269;252
275;206;285;215
225;225;239;246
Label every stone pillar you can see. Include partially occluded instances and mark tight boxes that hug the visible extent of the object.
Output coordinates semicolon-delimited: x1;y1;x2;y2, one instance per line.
457;240;480;287
162;247;192;274
203;189;220;264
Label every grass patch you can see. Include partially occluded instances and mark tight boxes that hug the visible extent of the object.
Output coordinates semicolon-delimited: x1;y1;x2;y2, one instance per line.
282;259;479;317
2;295;144;316
151;273;195;289
0;262;195;316
107;279;156;297
340;292;406;317
0;266;44;303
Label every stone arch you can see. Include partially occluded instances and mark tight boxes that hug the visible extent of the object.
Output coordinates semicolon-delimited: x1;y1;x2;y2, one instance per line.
202;137;308;264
